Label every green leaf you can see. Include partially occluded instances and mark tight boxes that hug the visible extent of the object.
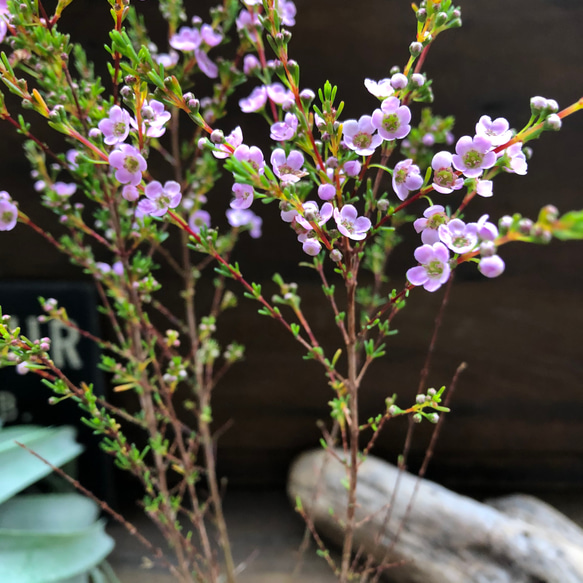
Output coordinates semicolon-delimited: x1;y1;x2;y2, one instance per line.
0;426;83;504
0;494;114;583
550;210;583;240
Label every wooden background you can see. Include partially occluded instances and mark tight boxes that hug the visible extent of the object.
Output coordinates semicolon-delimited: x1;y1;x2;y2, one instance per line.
1;0;582;494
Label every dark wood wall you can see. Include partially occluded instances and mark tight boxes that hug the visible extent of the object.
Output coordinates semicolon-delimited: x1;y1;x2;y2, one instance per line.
1;0;583;494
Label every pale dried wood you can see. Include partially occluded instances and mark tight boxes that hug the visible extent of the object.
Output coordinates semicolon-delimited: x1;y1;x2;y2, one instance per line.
288;449;583;583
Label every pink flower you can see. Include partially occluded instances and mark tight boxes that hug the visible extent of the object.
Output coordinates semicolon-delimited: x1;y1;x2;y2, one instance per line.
364;78;393;99
239;86;268;113
503;142;528;175
170;27;201;52
189;210;211;233
271;148;306;183
270;113;299;141
475;115;512;146
98;105;131;145
392;159;423;201
230;183;254;209
133;99;171;138
413;205;448;245
266;83;294;105
226;209;262;238
452;135;496;178
138;180;182;217
109;144;147;186
431;151;463;194
343;116;383;156
276;0;296;26
233;144;265;174
296;201;333;230
212;127;243;159
438;218;479;254
407;242;451;292
372;97;411;141
0;191;17;231
195;49;218;79
333;205;371;241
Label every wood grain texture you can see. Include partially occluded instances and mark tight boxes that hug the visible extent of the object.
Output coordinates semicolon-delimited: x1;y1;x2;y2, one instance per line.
289;450;583;583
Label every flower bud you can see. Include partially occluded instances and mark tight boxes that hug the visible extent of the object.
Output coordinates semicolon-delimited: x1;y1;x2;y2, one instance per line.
416;394;426;404
377;199;390;212
545;113;562;131
330;249;343;262
409;42;423;57
530;95;548;113
518;218;533;235
498;215;513;234
210;129;224;143
541;204;559;222
412;413;423;424
411;73;425;87
435;12;448;26
417;8;427;22
428;413;439;423
479;240;496;257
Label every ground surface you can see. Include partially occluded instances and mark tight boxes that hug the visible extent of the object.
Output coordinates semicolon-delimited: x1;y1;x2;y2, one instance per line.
106;490;583;583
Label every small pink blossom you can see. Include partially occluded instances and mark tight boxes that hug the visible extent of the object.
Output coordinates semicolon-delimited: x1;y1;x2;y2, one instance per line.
438;218;479;254
431;151;463;194
413;205;448;245
53;182;77;197
233;144;265;174
270;113;299;141
364;78;394;99
239;86;268;113
230;183;254;209
476;214;498;241
475;115;512;146
200;24;222;47
226;208;262;238
189;210;211;233
109;144;147;186
170;27;201;52
195;49;218;79
266;83;294;105
333;205;371;241
503;142;528;175
212;127;243;159
98;105;131;145
0;191;17;231
271;148;306;183
392;159;423;201
476;179;493;198
243;54;260;74
452;135;496;178
138;180;182;217
342;116;382;156
276;0;296;26
406;242;451;292
296;201;333;230
133;99;171;138
371;96;411;141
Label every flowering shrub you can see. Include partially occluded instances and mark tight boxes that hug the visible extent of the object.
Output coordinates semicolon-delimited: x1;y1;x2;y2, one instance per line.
0;0;582;581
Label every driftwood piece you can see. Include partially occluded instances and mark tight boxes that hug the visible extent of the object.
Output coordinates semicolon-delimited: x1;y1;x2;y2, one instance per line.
288;449;583;583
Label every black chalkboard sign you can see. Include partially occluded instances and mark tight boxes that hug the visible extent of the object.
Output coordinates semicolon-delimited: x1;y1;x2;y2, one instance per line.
0;281;114;505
